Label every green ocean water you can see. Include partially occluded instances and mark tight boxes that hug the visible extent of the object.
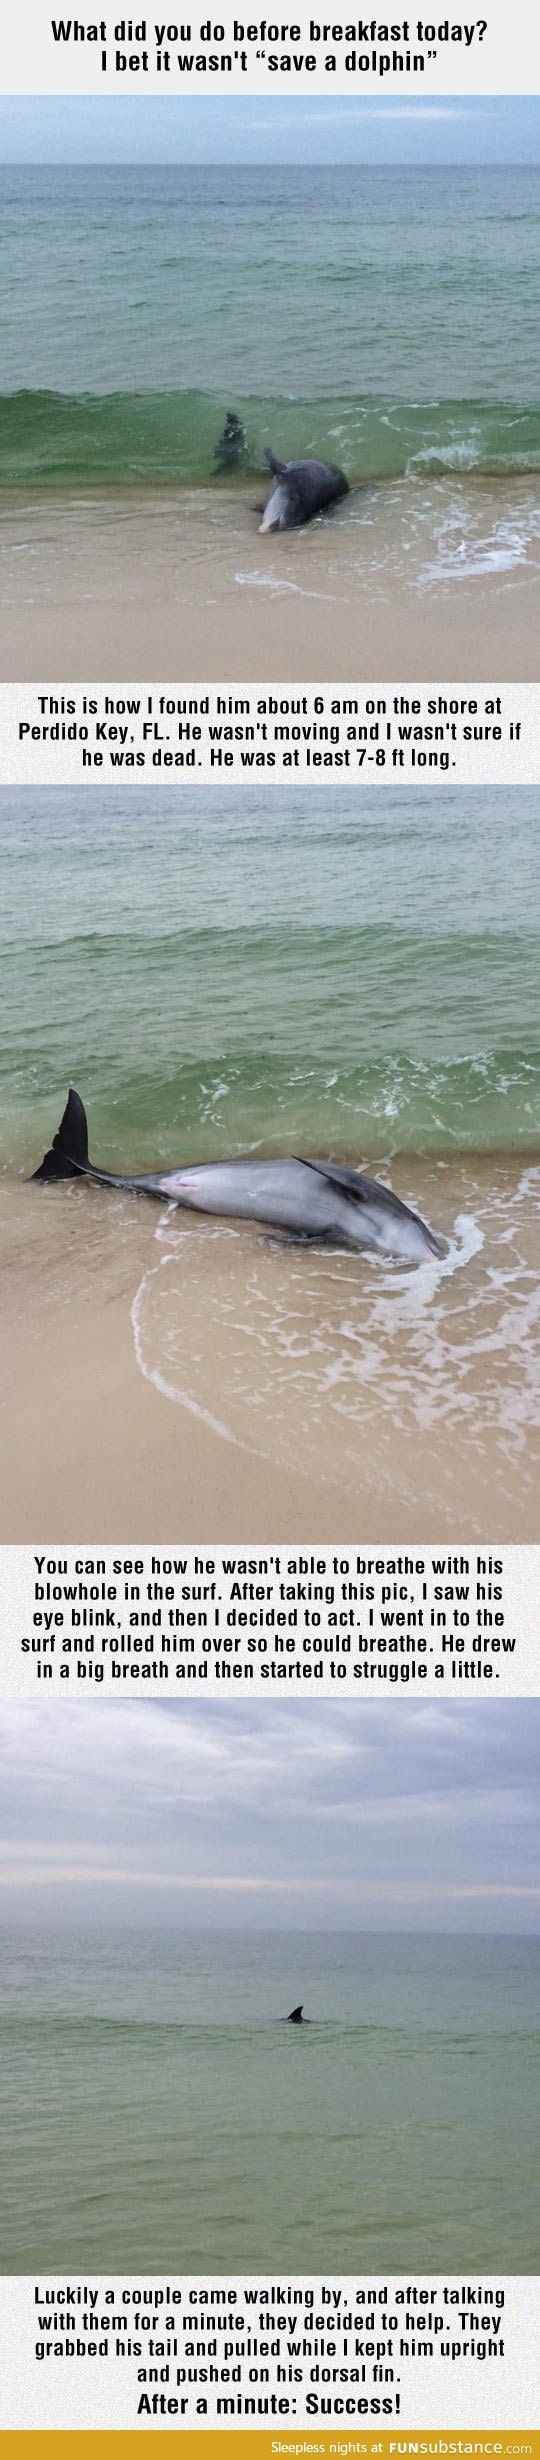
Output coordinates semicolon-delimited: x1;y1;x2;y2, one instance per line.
0;164;539;489
1;1926;539;2274
1;785;539;1172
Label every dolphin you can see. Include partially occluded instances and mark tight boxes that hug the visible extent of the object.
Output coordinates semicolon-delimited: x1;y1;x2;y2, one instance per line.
31;1088;443;1265
260;446;349;533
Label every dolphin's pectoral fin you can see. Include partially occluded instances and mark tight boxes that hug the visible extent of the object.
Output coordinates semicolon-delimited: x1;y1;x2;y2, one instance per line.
297;1156;414;1214
31;1086;90;1181
264;446;287;477
259;1228;313;1251
294;1157;371;1205
296;1158;442;1253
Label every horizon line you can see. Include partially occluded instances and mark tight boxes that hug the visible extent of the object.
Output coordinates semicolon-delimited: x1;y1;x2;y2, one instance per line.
3;155;538;168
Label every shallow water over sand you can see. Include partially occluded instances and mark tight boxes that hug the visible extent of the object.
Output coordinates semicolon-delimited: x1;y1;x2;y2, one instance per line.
0;475;539;679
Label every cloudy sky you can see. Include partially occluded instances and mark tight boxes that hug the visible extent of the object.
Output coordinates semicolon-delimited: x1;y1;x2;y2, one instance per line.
0;1699;539;1931
0;95;539;163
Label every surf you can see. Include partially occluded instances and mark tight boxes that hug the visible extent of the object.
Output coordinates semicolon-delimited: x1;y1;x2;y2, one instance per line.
1;388;539;490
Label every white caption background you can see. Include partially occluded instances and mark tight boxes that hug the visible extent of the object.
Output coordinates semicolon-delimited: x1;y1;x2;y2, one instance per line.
1;2275;539;2431
1;683;537;788
0;0;528;97
1;1543;538;1696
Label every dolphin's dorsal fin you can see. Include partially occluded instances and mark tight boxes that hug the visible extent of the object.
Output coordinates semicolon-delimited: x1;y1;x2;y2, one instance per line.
287;2003;303;2022
264;446;287;477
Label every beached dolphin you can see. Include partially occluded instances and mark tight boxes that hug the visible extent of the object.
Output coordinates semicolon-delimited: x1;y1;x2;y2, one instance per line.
260;446;349;533
32;1089;442;1264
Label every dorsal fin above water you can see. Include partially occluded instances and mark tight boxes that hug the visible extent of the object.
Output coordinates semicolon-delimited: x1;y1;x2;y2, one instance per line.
287;2003;304;2023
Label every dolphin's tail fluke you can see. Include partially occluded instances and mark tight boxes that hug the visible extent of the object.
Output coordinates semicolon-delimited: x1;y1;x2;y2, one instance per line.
31;1086;90;1181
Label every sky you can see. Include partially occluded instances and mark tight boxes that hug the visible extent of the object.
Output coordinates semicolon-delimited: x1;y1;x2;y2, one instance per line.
0;94;540;163
1;1697;539;1931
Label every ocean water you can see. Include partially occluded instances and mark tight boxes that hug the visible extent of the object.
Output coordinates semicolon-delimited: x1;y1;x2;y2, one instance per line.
1;784;539;1168
0;164;539;490
2;786;539;1508
1;1926;538;2274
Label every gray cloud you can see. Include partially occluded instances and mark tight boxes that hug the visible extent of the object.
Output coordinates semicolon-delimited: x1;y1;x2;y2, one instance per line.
0;1699;538;1929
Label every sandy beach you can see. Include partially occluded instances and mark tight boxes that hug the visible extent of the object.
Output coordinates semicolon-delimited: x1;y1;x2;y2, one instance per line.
2;1149;539;1543
1;477;539;681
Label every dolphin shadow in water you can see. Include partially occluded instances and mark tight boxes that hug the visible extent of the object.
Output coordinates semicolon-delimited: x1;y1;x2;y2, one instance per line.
31;1089;443;1265
260;446;350;533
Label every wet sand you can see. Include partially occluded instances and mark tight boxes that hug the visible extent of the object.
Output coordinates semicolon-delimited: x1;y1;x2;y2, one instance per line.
0;476;539;680
2;1154;539;1542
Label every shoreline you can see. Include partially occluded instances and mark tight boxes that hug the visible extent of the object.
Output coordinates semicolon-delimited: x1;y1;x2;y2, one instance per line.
0;474;539;679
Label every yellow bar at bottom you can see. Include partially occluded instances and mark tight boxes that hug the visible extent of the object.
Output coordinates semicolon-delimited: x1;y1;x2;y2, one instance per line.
2;2434;540;2460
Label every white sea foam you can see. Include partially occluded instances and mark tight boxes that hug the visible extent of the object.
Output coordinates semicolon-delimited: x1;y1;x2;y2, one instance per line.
234;568;333;600
127;1173;540;1526
130;1213;237;1440
417;496;540;589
